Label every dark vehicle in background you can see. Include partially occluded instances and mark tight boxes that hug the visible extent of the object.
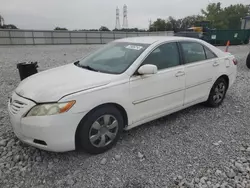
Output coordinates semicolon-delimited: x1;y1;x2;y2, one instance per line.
247;52;250;69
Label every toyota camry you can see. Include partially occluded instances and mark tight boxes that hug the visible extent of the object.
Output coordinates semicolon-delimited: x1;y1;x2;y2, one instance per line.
8;36;237;154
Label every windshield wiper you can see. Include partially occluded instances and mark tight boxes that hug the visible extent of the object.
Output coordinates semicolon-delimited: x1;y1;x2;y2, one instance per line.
74;61;98;72
74;61;80;66
80;65;98;72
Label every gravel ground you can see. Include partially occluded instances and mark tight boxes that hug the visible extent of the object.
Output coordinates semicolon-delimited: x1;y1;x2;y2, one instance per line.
0;44;250;188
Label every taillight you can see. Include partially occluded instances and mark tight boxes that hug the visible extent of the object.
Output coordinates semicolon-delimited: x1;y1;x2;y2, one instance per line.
233;58;238;65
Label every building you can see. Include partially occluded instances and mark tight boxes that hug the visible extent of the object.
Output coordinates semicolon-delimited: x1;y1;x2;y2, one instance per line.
241;16;250;30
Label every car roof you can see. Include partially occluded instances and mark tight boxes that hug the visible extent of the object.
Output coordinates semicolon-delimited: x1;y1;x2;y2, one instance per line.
115;36;202;44
115;35;226;58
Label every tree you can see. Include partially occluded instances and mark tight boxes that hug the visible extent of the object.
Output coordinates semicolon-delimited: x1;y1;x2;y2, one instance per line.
167;16;179;31
179;15;205;29
149;16;205;32
1;24;18;29
99;26;110;31
54;27;68;30
223;4;249;29
113;28;146;32
201;2;226;29
148;3;248;32
0;15;18;29
201;3;248;29
150;18;167;31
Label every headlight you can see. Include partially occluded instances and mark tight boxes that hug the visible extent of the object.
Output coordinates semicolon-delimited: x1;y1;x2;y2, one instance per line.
26;101;75;117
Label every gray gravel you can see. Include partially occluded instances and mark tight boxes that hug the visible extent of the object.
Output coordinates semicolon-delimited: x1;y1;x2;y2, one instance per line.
0;44;250;188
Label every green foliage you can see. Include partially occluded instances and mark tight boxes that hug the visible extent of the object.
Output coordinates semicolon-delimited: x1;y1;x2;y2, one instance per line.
201;2;226;29
149;15;204;32
223;4;249;29
0;24;18;29
150;3;249;31
0;15;18;29
113;28;147;32
150;18;168;31
201;3;248;29
54;27;68;30
180;15;205;29
99;26;110;31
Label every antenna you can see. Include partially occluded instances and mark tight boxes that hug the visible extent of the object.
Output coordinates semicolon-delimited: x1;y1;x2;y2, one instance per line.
115;7;121;29
122;4;128;28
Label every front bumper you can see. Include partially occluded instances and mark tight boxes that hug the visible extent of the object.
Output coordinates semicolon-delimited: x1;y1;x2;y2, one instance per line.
8;92;85;152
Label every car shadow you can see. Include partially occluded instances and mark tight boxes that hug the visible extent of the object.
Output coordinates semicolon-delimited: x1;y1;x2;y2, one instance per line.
122;103;209;137
18;103;215;161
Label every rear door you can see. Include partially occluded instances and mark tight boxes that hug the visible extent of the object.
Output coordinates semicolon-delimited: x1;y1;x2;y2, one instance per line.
180;41;219;105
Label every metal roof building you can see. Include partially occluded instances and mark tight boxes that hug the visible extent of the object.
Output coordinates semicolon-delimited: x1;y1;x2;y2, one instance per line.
241;16;250;30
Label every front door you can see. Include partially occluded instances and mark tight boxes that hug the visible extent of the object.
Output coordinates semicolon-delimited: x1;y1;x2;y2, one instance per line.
129;42;185;123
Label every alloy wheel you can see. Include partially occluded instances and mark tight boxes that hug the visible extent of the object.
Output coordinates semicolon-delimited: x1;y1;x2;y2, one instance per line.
89;115;119;148
213;82;226;104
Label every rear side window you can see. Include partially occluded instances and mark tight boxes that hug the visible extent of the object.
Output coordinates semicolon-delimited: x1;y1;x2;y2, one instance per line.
204;46;217;59
180;42;206;64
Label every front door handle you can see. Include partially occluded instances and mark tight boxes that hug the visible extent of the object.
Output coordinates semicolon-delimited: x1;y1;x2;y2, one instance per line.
213;62;219;67
175;71;185;77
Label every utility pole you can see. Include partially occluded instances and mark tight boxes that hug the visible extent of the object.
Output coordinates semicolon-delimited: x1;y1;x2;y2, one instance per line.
148;19;152;31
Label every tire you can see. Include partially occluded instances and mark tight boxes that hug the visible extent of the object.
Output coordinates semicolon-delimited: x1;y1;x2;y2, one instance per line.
205;77;228;107
247;52;250;69
76;105;124;154
244;39;249;45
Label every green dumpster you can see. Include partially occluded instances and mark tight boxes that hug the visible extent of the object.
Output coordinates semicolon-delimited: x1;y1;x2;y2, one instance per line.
204;29;250;45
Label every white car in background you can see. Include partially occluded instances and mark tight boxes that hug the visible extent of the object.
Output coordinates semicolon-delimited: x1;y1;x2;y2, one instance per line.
8;36;237;154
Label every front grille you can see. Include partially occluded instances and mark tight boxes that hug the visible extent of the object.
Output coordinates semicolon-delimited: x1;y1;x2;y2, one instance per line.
10;99;27;115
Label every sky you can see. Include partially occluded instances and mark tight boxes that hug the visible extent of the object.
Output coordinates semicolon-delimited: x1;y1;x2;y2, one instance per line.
0;0;249;30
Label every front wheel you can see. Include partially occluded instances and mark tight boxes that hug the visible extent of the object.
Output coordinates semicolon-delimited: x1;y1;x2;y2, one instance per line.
205;78;228;107
76;105;124;154
247;52;250;69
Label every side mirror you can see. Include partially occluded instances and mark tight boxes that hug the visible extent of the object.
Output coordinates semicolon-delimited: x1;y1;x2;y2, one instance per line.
138;64;157;75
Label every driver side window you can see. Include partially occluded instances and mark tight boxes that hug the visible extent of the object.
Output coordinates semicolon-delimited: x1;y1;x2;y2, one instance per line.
142;42;180;70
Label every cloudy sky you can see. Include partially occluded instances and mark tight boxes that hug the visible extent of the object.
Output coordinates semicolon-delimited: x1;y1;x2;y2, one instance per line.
0;0;249;30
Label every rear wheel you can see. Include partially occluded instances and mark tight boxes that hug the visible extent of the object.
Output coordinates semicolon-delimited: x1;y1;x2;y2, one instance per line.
76;105;124;154
205;78;228;107
247;52;250;69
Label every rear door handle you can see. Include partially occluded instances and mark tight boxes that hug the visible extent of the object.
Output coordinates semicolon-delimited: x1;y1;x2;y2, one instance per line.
175;71;185;77
213;62;219;67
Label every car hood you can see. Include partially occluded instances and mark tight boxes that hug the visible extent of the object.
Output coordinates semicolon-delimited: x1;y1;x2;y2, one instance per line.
15;63;114;103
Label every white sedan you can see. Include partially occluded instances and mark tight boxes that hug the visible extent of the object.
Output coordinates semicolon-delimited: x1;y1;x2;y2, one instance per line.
8;36;237;154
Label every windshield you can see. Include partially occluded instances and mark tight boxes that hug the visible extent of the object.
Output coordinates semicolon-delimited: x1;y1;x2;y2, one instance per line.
77;42;149;74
